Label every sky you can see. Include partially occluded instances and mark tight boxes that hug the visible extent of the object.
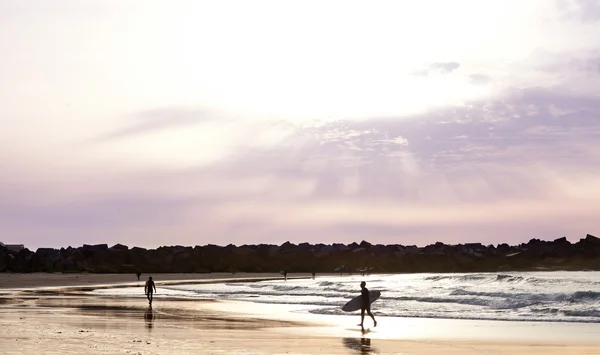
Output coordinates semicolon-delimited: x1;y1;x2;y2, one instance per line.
1;0;600;250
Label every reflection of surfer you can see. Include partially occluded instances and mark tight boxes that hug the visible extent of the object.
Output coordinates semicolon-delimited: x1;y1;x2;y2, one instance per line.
342;337;374;355
359;281;377;329
144;305;154;329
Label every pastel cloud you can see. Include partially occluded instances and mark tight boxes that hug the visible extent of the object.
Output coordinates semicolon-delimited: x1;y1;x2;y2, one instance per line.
469;74;491;85
1;0;599;249
94;108;215;142
4;82;600;249
430;62;461;74
558;0;600;22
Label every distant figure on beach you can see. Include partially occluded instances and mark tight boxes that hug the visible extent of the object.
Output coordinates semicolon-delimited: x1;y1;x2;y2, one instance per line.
283;271;288;281
136;270;142;281
312;272;316;280
359;281;377;329
359;268;371;277
145;277;156;304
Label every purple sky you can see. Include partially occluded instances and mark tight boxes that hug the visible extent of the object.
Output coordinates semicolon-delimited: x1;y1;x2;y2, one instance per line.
1;0;599;249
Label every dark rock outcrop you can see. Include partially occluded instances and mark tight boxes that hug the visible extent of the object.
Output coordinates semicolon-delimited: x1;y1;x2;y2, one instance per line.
0;246;8;272
2;234;599;274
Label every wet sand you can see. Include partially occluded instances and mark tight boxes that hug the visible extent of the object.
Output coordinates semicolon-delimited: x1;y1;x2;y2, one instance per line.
1;273;600;354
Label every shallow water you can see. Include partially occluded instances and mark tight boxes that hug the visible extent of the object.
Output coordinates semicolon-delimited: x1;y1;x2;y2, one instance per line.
93;271;600;323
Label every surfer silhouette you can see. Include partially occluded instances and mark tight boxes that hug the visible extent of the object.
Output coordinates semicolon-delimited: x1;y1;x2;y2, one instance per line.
145;276;156;304
359;281;377;329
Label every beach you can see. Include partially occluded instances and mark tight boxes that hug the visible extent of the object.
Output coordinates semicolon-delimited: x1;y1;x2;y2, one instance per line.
1;273;600;354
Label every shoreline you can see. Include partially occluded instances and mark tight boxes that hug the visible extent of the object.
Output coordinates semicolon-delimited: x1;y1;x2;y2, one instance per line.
0;272;309;290
4;272;600;326
2;273;600;354
1;269;596;290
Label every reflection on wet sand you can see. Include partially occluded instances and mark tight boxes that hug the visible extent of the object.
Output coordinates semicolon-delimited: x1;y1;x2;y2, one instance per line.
144;305;154;330
342;336;377;354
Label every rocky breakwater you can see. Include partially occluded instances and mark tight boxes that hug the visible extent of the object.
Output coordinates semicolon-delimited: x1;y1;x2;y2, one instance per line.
1;234;599;274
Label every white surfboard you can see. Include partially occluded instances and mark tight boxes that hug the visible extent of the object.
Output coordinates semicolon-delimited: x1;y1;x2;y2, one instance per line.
341;290;381;312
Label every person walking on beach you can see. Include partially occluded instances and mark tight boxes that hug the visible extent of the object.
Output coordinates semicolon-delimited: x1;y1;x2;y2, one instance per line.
145;276;156;304
136;270;142;281
359;281;377;329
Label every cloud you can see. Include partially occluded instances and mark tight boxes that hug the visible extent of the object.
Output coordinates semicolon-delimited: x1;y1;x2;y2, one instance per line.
469;73;491;85
3;75;600;249
523;48;600;74
430;62;460;74
411;69;430;77
558;0;600;22
197;85;600;233
411;62;460;77
0;194;200;230
94;108;215;142
4;1;600;250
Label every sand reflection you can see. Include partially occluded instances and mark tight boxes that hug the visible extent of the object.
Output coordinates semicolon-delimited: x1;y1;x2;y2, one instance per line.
342;336;377;354
144;305;154;330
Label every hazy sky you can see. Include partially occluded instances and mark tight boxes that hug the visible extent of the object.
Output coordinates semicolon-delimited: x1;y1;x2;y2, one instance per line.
2;0;600;249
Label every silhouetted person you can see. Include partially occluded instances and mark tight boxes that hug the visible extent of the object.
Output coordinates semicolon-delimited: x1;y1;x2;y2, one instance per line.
145;276;156;304
283;271;288;281
312;272;316;280
359;281;376;329
136;270;142;281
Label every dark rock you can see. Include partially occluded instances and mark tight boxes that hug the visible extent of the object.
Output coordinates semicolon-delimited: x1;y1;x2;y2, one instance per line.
496;243;511;253
527;238;544;246
3;233;600;273
281;241;295;250
404;245;419;254
359;240;372;249
7;251;28;272
109;244;129;251
423;242;451;254
81;244;109;252
0;246;8;272
33;248;62;272
553;237;569;244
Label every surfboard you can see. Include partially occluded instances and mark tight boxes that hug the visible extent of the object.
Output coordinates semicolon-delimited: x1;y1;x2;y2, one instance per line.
334;265;345;272
341;290;381;312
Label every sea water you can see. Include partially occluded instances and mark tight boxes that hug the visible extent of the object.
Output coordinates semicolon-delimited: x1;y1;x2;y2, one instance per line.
93;271;600;323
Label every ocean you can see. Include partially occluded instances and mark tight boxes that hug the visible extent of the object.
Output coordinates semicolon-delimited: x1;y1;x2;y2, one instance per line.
93;271;600;323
